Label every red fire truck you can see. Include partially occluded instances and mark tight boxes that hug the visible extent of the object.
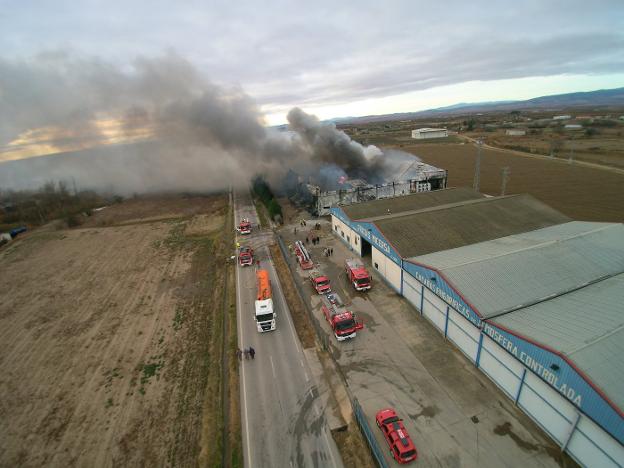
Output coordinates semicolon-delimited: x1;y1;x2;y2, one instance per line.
309;269;331;294
238;218;252;235
238;246;254;266
294;240;314;270
321;293;363;341
345;258;372;291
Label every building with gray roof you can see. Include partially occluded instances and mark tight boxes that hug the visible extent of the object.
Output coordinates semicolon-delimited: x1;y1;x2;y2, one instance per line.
330;192;624;466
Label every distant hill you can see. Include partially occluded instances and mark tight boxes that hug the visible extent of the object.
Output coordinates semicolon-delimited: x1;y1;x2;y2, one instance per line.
333;87;624;124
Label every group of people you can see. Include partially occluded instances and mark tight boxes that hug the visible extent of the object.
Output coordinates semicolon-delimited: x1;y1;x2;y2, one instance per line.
237;346;256;360
308;235;320;245
323;247;334;257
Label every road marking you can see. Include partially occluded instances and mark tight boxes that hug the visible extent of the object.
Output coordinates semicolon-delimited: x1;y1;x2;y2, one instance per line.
234;193;253;468
270;355;277;379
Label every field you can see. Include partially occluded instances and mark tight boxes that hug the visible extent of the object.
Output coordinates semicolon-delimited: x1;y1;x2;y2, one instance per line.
400;142;624;222
0;195;240;466
340;116;624;223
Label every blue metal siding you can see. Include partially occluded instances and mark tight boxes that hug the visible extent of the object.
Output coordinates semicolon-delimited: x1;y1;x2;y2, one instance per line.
483;323;624;445
402;261;482;327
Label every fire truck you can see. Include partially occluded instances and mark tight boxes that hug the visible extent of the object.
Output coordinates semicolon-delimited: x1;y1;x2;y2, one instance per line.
294;240;314;270
321;293;363;341
238;246;254;266
255;269;276;332
238;218;252;235
309;269;331;294
345;258;372;291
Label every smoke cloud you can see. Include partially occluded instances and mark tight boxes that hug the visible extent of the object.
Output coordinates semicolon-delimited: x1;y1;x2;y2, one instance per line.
0;52;414;194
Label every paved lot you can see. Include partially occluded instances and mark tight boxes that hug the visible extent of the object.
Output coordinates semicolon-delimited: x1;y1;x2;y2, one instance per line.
234;193;343;468
280;218;565;468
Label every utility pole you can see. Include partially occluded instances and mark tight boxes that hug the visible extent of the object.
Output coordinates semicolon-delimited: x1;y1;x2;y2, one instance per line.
568;141;575;164
473;139;482;192
501;166;511;196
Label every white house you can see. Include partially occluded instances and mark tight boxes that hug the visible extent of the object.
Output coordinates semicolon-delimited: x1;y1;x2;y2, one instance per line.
411;128;448;139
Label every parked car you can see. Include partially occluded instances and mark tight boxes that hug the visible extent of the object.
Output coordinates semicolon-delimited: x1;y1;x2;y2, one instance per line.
375;408;418;464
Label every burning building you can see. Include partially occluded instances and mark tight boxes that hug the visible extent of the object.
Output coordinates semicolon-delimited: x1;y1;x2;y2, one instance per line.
291;153;447;216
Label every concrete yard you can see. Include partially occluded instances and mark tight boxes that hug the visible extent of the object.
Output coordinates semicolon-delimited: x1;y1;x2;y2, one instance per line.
279;214;572;468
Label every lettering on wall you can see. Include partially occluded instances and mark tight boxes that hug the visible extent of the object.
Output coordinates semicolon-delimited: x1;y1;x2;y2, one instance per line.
411;269;480;326
483;323;583;407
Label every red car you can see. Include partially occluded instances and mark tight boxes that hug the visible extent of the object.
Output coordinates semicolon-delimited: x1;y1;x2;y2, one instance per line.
375;408;418;464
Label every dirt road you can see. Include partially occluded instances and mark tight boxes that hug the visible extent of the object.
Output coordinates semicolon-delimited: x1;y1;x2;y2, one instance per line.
0;195;230;466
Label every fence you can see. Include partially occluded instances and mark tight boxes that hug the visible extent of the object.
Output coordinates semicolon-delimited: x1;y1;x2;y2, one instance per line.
276;234;389;468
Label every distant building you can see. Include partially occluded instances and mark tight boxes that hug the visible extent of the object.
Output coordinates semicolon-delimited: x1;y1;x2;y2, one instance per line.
564;124;583;130
505;129;526;136
553;115;572;120
411;128;448;139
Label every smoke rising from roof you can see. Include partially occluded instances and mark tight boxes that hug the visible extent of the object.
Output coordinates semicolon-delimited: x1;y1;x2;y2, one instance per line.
0;52;413;194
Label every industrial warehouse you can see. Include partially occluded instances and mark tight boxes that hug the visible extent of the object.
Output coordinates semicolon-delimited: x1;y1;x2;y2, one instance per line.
330;188;624;467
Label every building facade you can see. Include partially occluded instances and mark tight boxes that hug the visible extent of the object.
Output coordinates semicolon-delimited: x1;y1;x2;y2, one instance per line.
411;128;449;139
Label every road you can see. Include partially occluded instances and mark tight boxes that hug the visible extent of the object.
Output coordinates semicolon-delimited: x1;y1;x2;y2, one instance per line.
234;191;343;468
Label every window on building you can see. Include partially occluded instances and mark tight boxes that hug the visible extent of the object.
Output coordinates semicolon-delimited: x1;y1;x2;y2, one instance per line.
341;232;344;238
355;237;358;245
347;236;350;242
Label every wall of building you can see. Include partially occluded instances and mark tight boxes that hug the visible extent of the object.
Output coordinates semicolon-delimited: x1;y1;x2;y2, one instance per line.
332;215;361;255
371;246;401;292
400;265;624;467
411;129;448;139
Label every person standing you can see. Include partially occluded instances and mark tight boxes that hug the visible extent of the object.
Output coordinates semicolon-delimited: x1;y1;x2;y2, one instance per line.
236;348;242;361
249;347;256;359
244;348;250;359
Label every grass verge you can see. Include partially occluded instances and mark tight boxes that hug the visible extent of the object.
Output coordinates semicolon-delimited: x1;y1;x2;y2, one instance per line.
269;244;315;349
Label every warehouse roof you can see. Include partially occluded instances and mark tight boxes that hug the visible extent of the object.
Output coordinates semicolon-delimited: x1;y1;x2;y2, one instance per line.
341;187;483;220
409;222;624;318
407;221;624;412
492;273;624;411
372;194;569;258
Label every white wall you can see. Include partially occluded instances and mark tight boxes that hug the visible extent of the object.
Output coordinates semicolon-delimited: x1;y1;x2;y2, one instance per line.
568;414;624;468
372;246;401;292
332;215;361;255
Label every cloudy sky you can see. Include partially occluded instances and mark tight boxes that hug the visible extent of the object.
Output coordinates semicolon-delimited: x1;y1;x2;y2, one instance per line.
1;0;623;132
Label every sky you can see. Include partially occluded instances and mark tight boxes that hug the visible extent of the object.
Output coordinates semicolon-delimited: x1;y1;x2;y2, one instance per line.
1;0;623;161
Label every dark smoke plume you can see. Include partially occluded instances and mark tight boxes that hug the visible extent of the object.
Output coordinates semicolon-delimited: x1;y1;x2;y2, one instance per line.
0;52;415;194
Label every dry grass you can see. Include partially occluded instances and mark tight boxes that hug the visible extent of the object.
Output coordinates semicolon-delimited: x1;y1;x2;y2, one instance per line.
400;142;624;222
269;243;315;349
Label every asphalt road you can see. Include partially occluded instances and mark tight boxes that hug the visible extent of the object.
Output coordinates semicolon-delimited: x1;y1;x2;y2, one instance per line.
234;192;343;468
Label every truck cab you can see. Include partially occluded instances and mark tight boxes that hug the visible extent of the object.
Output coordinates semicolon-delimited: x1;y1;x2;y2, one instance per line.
238;218;252;235
238;246;254;266
345;259;372;291
309;271;331;294
321;293;364;341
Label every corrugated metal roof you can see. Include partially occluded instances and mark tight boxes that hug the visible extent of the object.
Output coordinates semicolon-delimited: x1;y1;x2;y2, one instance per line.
411;222;624;318
492;273;624;410
374;194;569;258
341;187;483;220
